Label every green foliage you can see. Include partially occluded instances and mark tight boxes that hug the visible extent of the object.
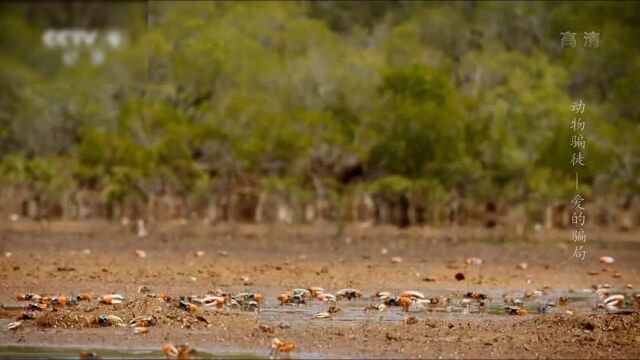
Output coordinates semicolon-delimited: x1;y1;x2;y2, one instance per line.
0;1;637;217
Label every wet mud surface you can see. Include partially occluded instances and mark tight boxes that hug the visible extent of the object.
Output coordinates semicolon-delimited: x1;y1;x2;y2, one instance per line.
1;221;639;358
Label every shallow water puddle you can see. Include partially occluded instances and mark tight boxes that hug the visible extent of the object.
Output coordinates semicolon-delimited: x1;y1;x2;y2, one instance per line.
0;345;264;359
243;288;637;323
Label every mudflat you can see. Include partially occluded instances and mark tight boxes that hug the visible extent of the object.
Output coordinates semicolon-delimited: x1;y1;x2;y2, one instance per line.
1;221;639;358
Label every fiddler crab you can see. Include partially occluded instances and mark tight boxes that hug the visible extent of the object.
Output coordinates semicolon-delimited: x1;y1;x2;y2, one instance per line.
178;289;264;312
163;343;196;360
277;287;361;305
369;290;444;312
96;314;125;327
277;289;310;305
270;338;295;359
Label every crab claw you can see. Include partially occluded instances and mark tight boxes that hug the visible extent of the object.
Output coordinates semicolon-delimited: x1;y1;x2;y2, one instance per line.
163;343;179;358
134;326;149;334
603;294;625;309
316;293;337;302
313;312;331;319
8;321;22;330
401;290;425;300
308;287;324;297
101;294;124;304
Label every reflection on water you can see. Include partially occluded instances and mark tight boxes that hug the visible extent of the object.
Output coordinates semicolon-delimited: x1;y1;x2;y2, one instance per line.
0;345;264;359
249;288;637;323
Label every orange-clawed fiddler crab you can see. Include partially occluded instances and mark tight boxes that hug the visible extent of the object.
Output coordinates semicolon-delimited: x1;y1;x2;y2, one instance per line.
336;288;362;301
231;292;264;311
163;343;196;360
269;338;295;359
371;290;440;312
308;286;338;303
187;289;264;312
277;288;310;305
100;294;125;305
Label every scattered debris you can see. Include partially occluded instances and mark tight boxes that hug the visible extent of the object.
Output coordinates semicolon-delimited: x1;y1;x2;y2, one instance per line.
403;315;418;325
465;257;482;265
599;256;614;264
134;250;147;258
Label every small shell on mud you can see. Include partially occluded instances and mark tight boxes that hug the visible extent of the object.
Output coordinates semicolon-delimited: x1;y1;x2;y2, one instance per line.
390;256;403;264
8;321;22;330
380;248;389;255
517;262;528;270
599;256;614;264
134;250;147;258
465;257;482;265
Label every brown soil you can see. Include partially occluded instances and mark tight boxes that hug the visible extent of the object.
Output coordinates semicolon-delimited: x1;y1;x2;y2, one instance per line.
1;221;639;358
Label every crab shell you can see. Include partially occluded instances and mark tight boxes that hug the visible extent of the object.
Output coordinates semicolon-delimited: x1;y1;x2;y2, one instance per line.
277;294;291;304
398;296;412;311
163;343;179;357
517;308;528;316
78;293;92;301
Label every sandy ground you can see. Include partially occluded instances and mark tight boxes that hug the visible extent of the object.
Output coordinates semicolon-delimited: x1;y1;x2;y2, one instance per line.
0;221;639;358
